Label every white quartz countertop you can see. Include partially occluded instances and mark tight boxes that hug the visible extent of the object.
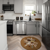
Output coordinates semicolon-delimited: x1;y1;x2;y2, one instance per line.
0;20;7;25
15;20;42;22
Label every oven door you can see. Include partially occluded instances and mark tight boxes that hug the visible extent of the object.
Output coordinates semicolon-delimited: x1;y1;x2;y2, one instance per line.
7;24;13;35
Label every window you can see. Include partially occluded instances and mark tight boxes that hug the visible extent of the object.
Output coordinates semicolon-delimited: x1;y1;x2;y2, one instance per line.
25;5;36;16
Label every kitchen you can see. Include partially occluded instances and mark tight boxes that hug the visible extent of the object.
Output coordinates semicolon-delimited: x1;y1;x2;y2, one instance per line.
0;0;50;50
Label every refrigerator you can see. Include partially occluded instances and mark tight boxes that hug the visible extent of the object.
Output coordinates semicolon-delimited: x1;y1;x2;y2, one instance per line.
42;1;50;50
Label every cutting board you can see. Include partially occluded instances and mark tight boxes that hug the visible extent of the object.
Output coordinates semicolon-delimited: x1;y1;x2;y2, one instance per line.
35;18;42;20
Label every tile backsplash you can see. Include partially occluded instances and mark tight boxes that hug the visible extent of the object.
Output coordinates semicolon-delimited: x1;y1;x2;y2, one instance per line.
0;11;42;20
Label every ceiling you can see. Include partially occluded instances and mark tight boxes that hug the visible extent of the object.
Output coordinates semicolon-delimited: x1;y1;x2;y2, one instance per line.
23;0;36;4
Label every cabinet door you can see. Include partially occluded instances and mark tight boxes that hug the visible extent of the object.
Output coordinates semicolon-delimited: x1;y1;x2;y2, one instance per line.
3;0;14;4
37;22;42;37
9;0;14;4
39;25;42;37
36;0;43;13
3;0;8;4
27;23;37;34
39;0;43;13
14;0;23;13
37;23;42;36
36;0;39;13
0;0;3;13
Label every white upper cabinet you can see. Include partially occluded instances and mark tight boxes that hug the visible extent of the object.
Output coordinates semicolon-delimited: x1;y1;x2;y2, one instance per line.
0;0;3;13
36;0;43;13
14;0;23;13
3;0;8;4
43;0;48;3
9;0;14;4
3;0;14;4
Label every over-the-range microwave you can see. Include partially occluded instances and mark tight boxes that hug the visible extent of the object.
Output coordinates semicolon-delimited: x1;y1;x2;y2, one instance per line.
2;4;14;11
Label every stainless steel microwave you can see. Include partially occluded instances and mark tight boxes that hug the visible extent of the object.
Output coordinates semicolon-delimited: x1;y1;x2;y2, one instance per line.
2;4;14;11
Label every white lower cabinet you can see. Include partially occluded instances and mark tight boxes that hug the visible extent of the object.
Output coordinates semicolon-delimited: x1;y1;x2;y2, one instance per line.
26;22;37;35
26;21;42;35
39;23;42;37
37;22;42;37
0;22;8;50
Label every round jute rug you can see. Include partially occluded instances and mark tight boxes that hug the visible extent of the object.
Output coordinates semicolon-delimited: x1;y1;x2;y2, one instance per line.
21;36;41;50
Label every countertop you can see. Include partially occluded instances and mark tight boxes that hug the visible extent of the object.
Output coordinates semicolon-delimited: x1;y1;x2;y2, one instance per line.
2;19;42;23
15;20;42;26
0;19;42;26
0;20;7;25
15;20;42;22
4;19;42;22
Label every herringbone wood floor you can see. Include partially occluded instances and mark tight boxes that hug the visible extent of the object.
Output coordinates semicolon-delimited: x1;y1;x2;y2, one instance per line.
7;35;47;50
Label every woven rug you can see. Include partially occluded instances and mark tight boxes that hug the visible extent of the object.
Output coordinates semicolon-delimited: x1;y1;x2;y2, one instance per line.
21;36;41;50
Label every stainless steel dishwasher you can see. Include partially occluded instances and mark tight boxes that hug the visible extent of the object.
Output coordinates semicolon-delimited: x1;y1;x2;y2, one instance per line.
16;21;26;35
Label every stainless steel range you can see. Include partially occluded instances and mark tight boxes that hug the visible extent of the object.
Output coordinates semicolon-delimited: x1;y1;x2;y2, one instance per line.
6;19;14;35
